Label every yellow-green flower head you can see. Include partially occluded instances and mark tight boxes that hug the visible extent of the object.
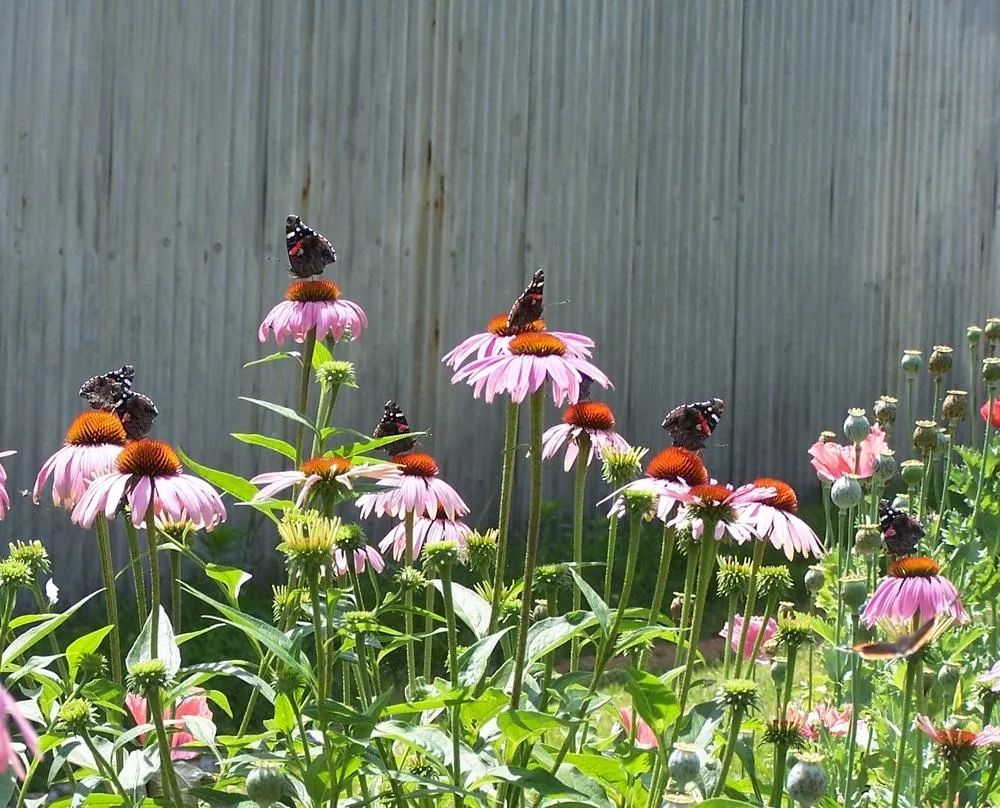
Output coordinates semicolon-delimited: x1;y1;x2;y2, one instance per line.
775;612;815;649
277;511;339;570
315;359;357;389
0;559;33;590
757;565;793;598
716;556;753;597
716;679;759;712
57;698;94;734
8;540;49;575
464;529;498;577
601;446;648;487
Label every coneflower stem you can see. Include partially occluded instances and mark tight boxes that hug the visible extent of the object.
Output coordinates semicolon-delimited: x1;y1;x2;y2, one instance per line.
734;539;767;678
713;705;747;797
980;751;1000;807
973;388;997;530
971;342;980;449
768;741;789;808
124;520;148;628
510;390;545;709
295;328;317;467
648;525;676;638
676;528;719;721
780;645;798;715
723;591;737;679
539;586;559;710
947;763;961;808
746;591;780;678
80;725;133;806
148;688;184;807
423;584;434;680
569;434;591;674
603;514;619;604
170;549;182;636
844;616;860;801
145;502;161;659
402;511;418;695
94;515;123;689
489;399;520;634
440;564;463;804
675;544;700;669
890;656;919;808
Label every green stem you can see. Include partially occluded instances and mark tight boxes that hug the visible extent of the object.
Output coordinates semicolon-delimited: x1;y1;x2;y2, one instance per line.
145;501;161;659
734;539;767;678
288;689;312;768
14;753;43;808
489;399;521;633
648;525;676;631
80;727;131;805
295;329;317;466
675;542;700;669
712;706;747;797
539;587;559;711
919;447;935;520
722;591;737;679
307;568;328;741
603;514;620;604
769;742;789;808
310;384;330;459
94;515;123;689
170;547;182;636
747;592;780;677
676;530;719;718
423;583;434;681
569;434;591;674
440;566;462;803
821;482;833;551
510;390;545;709
148;689;184;807
890;656;919;808
973;389;997;527
980;751;1000;807
844;616;860;801
403;511;418;695
937;431;954;545
124;520;148;627
780;644;798;716
971;343;980;450
906;377;916;460
947;763;961;808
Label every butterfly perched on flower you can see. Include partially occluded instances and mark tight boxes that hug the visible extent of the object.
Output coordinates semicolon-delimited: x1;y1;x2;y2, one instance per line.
507;269;545;330
373;400;417;455
853;618;935;660
78;365;158;440
286;214;337;279
879;500;925;556
661;398;725;451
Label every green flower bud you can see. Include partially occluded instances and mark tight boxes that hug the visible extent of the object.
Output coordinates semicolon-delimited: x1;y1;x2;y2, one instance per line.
601;446;648;488
126;658;171;696
464;530;498;577
422;540;459;575
342;610;378;635
8;540;49;575
0;559;33;591
763;718;806;748
77;652;108;682
623;486;656;519
395;566;428;593
535;563;571;591
333;523;368;553
246;762;285;807
776;612;815;649
830;475;862;510
716;556;753;597
843;409;871;444
968;325;983;346
667;743;702;786
57;698;94;734
901;350;923;376
277;511;338;572
315;360;357;390
758;566;793;598
770;658;787;687
716;679;759;712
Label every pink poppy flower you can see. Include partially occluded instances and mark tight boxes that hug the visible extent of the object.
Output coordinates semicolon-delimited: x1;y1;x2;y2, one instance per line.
720;613;777;663
356;453;468;520
33;412;127;509
379;515;473;563
442;313;594;371
981;399;1000;429
618;708;659;748
333;544;385;577
251;455;401;506
915;715;1000;757
669;482;772;544
0;450;15;521
743;478;825;560
0;686;38;780
126;691;215;761
71;439;226;530
808;424;889;482
258;280;367;345
810;704;852;737
541;401;631;472
862;556;967;628
451;333;611;406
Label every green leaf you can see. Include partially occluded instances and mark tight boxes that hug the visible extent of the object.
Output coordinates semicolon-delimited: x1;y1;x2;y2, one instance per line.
205;564;252;603
126;606;181;676
1;590;101;667
230;432;296;460
337;432;430;458
312;338;333;369
457;629;511;688
621;667;680;738
563;752;628;791
181;714;219;760
697;799;759;807
434;580;491;640
569;570;611;633
468;767;607;807
268;693;296;734
239;396;317;436
526;615;596;665
243;351;301;369
66;626;114;683
176;448;258;502
496;710;572;750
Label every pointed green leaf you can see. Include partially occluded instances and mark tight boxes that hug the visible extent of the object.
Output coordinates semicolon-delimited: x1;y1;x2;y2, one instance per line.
621;667;680;738
239;396;317;436
457;629;511;688
176;448;257;502
243;351;301;369
1;590;101;667
434;580;491;640
126;607;181;676
205;564;252;603
569;569;611;632
66;626;114;683
230;433;296;460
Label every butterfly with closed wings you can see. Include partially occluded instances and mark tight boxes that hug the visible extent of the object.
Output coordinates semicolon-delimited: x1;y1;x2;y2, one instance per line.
662;398;725;451
286;214;337;279
879;500;926;556
78;365;158;440
373;400;417;456
506;269;545;330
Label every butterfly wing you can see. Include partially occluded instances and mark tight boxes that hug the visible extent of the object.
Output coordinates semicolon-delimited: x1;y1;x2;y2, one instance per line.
373;400;417;455
878;501;925;556
662;398;725;450
118;393;158;441
853;619;935;660
506;269;545;329
79;365;135;411
286;215;337;279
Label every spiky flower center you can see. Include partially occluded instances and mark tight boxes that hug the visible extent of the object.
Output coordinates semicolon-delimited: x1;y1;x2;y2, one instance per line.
889;556;941;578
508;333;567;357
116;439;181;477
486;313;546;338
300;455;352;478
689;483;733;505
646;448;709;486
564;401;615;431
286;280;341;303
753;477;798;513
65;411;127;447
394;452;439;477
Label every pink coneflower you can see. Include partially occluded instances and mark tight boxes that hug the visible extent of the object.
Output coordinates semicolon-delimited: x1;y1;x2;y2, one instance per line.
356;453;468;520
33;412;126;509
126;691;215;761
258;280;367;345
743;478;824;560
0;450;14;521
669;483;772;544
71;439;226;530
915;715;1000;763
981;399;1000;429
810;704;852;737
979;661;1000;693
618;708;659;748
0;686;38;780
442;313;595;370
379;515;473;563
604;447;709;521
862;556;967;628
451;333;611;406
541;401;631;471
720;614;777;663
808;425;889;482
251;455;401;506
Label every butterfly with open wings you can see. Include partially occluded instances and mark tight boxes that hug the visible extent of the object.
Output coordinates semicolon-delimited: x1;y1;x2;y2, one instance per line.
507;269;545;330
879;500;926;556
79;365;158;440
662;398;725;451
853;618;936;660
286;214;337;279
373;400;417;456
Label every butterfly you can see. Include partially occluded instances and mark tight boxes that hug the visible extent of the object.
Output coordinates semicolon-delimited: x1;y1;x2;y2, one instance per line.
879;500;925;556
373;400;417;455
79;365;134;412
118;392;159;441
507;269;545;329
853;618;936;660
578;374;594;402
286;214;337;279
661;398;725;451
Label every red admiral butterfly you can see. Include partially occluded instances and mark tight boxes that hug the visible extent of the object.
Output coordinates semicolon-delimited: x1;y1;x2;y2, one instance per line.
879;500;925;556
78;365;158;440
118;392;159;441
286;214;337;279
506;269;545;330
373;400;417;455
661;398;725;451
853;618;935;660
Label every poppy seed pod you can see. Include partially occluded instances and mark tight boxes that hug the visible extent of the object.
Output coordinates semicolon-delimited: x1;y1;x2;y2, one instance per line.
912;420;939;454
843;409;871;444
928;345;954;378
900;460;925;487
786;753;828;807
968;325;983;346
854;523;881;555
873;395;898;426
941;390;968;423
891;493;911;510
873;450;896;482
667;743;702;786
830;475;862;510
984;357;1000;385
986;318;1000;344
818;430;837;444
841;575;868;611
901;350;923;376
937;663;960;689
770;658;787;686
804;565;825;594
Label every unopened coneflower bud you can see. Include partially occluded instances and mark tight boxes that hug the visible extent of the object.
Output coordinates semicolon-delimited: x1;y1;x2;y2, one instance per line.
843;409;871;444
901;350;923;376
333;523;368;553
770;658;787;686
900;459;925;487
277;511;338;571
830;475;862;510
395;567;427;594
78;652;107;682
968;326;983;346
984;357;1000;385
913;420;939;454
8;540;49;575
776;612;814;649
938;662;960;689
601;446;648;488
57;698;94;734
818;430;837;444
0;559;33;591
422;540;460;576
841;575;868;612
986;318;1000;344
670;592;685;621
763;717;806;748
536;563;570;591
716;556;752;597
874;395;898;427
272;664;305;696
126;658;170;696
942;390;968;423
343;610;378;635
315;359;357;390
929;345;954;378
873;450;896;482
623;487;656;519
786;752;828;807
500;597;521;625
804;566;825;594
246;762;286;807
854;524;881;555
667;743;702;786
758;566;793;598
464;530;498;577
716;679;759;712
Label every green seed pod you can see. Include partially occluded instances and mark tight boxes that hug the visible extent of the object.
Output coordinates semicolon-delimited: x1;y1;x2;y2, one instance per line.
928;345;954;379
841;575;868;612
667;743;702;786
246;763;285;807
843;409;871;444
901;350;923;376
803;565;825;594
787;753;828;807
830;476;862;510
